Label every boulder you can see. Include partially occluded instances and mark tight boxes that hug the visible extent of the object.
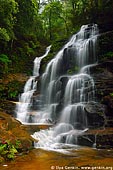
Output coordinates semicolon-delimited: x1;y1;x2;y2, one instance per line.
0;111;34;151
77;134;95;147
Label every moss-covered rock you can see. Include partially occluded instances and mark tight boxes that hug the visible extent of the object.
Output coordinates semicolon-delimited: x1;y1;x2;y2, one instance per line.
0;73;28;101
98;31;113;62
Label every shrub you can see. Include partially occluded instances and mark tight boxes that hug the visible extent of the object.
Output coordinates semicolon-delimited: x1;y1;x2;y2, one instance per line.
0;140;21;160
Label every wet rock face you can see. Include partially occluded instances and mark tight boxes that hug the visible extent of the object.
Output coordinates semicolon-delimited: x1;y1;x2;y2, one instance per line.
0;100;16;115
77;79;113;149
89;62;113;129
96;133;113;149
102;95;113;117
77;134;95;147
92;62;113;100
88;30;113;130
83;128;113;149
85;102;106;129
81;31;113;149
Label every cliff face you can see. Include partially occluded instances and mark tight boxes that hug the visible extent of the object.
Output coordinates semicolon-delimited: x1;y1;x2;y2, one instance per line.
81;30;113;149
94;31;113;119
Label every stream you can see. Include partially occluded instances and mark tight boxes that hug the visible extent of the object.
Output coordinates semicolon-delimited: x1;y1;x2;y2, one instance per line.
0;148;113;170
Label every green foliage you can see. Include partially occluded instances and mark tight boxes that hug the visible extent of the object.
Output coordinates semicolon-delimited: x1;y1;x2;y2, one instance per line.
0;54;11;64
67;66;80;74
0;86;6;101
99;51;113;62
15;0;42;38
0;140;21;160
98;32;113;62
0;0;18;41
0;54;11;76
105;52;113;58
0;80;23;100
42;1;68;40
0;28;10;42
7;80;22;100
14;140;21;149
110;93;113;98
8;90;18;99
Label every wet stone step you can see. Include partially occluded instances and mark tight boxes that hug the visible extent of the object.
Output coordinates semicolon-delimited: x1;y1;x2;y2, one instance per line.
66;128;113;149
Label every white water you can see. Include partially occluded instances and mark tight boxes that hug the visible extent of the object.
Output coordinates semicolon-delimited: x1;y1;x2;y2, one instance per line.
16;24;99;150
31;24;99;150
33;45;51;76
16;45;51;123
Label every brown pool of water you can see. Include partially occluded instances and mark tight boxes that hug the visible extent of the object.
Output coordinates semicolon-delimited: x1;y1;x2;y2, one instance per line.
0;147;113;170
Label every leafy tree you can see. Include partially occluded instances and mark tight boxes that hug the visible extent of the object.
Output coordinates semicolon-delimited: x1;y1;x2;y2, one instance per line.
15;0;43;38
0;54;11;76
63;0;113;31
42;0;68;41
0;0;18;54
0;0;18;42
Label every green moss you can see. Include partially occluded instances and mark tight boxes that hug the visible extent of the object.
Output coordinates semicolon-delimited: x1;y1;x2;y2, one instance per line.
67;66;80;75
110;92;113;98
0;54;11;76
0;80;24;101
99;51;113;62
7;80;20;99
98;31;113;62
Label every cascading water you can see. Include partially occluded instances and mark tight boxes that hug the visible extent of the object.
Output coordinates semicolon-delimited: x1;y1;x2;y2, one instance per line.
31;24;99;150
17;24;99;150
16;45;51;123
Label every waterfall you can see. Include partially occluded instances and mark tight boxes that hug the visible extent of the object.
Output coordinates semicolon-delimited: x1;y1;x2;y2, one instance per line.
31;24;99;149
16;45;51;123
17;24;99;149
33;45;51;76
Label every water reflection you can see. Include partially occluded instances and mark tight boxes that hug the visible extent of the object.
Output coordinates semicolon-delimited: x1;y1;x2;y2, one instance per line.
0;148;113;170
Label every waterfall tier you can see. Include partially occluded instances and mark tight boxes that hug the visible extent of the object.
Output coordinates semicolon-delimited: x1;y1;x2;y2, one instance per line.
16;45;51;123
16;24;99;150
